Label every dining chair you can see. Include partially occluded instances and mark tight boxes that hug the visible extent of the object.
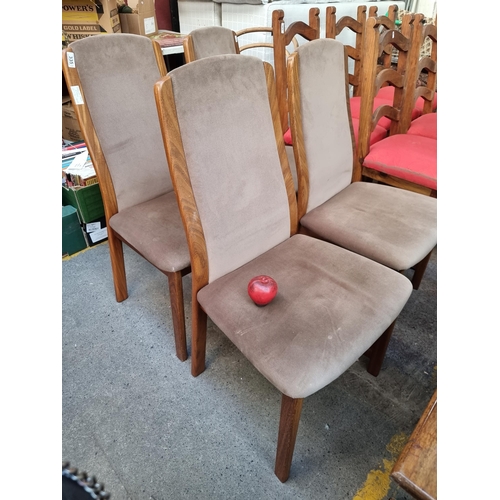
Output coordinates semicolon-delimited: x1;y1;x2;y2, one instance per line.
356;14;437;197
287;34;436;306
183;25;277;63
154;53;413;482
62;34;191;361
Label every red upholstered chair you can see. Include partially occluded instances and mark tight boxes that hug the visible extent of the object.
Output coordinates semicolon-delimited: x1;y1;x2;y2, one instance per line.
357;14;437;197
154;53;413;482
62;34;191;361
406;19;438;140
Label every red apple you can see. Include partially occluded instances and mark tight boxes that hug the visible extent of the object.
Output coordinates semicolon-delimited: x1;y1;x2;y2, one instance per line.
247;275;278;306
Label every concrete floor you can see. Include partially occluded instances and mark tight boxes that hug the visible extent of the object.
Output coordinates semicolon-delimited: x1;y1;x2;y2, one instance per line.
62;241;437;500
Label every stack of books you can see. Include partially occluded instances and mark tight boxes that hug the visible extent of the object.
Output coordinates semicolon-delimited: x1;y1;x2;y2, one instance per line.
62;141;98;187
149;31;186;48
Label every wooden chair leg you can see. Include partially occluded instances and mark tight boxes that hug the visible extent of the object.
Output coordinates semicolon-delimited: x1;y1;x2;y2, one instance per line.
411;250;433;290
274;394;303;483
367;320;397;377
191;300;208;377
167;271;188;362
108;228;128;303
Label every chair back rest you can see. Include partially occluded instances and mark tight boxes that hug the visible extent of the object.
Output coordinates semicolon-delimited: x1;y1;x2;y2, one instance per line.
272;8;320;134
62;34;173;214
356;14;424;165
325;5;399;97
413;17;437;115
154;55;297;284
288;39;354;217
183;26;240;63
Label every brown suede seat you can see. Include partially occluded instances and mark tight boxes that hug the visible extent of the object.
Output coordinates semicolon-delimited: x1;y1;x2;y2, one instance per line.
299;181;436;272
198;233;412;400
287;38;437;290
154;53;414;482
62;34;191;361
109;192;189;274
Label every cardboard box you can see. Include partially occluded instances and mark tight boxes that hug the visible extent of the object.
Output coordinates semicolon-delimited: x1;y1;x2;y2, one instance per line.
119;0;158;36
62;183;105;224
63;205;87;256
83;216;108;247
62;96;84;142
62;0;122;42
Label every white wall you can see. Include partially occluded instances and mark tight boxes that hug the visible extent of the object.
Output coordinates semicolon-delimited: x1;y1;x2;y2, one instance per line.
408;0;437;18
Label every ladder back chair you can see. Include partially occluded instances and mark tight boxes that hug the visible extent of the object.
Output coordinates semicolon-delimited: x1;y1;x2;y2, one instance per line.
356;14;437;197
406;16;438;140
62;34;191;361
154;53;413;482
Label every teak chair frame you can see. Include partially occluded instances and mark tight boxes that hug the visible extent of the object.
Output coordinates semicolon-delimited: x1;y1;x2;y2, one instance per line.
154;59;405;482
62;41;190;361
325;4;399;97
272;8;320;134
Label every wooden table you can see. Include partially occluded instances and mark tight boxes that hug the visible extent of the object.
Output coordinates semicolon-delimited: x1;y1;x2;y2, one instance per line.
391;389;437;500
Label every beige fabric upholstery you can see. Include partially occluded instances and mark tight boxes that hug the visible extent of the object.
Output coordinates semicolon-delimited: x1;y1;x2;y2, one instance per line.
189;26;238;60
293;39;437;271
109;192;190;273
198;234;412;399
296;39;353;212
70;34;173;212
301;182;437;270
169;55;291;282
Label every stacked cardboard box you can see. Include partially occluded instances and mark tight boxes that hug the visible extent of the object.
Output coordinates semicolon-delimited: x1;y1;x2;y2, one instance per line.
62;0;122;42
119;0;158;36
62;96;84;142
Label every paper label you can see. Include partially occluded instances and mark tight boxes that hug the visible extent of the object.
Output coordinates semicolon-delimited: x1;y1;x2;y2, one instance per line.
89;227;108;243
66;52;76;68
86;222;101;233
68;150;88;170
144;16;155;35
71;85;84;105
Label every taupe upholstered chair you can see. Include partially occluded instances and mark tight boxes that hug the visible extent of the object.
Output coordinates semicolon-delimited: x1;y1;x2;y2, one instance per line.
183;25;274;63
62;34;190;361
154;53;413;482
286;38;436;314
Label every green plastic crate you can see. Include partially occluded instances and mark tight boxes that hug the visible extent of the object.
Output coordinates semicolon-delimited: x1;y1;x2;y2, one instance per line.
62;183;105;224
62;205;87;256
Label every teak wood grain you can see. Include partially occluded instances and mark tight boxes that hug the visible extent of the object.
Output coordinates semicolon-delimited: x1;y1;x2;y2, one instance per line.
272;8;320;134
391;389;437;500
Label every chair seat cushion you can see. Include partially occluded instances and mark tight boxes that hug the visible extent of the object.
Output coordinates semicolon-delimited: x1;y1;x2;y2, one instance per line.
109;191;190;273
376;85;438;112
300;182;437;271
197;234;412;400
407;113;437;140
363;134;437;191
